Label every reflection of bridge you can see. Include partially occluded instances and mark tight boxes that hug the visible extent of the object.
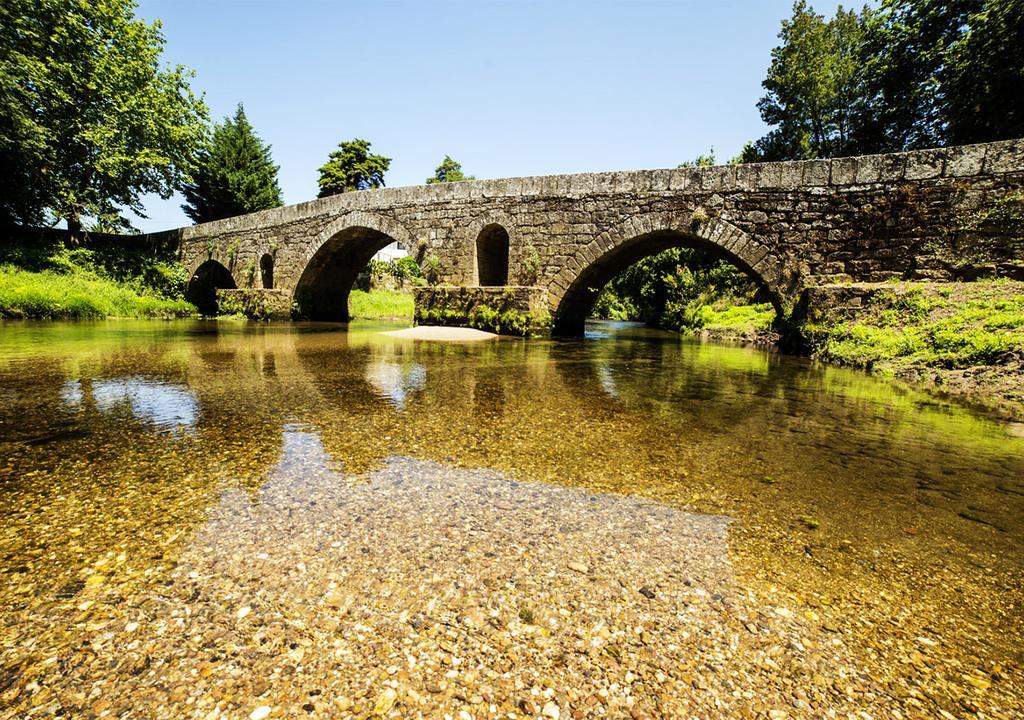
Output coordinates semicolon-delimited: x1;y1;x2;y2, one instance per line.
175;139;1024;334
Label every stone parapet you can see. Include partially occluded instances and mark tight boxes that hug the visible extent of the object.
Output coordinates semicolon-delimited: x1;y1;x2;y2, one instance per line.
414;286;551;337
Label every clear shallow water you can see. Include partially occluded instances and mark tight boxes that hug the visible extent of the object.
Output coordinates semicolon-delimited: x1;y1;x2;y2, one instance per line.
0;319;1022;718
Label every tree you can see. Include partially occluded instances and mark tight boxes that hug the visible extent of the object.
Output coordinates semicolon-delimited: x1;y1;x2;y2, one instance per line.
749;1;866;161
853;0;982;153
181;104;282;224
426;155;475;183
317;139;390;197
0;0;207;235
940;0;1024;144
678;149;717;168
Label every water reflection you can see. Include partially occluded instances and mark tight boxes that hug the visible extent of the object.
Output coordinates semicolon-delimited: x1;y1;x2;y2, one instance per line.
364;360;426;409
59;376;199;431
0;319;1022;716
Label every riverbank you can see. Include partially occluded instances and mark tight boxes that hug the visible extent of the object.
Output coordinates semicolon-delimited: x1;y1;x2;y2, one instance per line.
801;280;1024;422
0;236;194;319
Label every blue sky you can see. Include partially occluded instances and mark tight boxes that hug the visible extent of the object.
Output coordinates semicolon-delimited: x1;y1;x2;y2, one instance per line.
134;0;845;231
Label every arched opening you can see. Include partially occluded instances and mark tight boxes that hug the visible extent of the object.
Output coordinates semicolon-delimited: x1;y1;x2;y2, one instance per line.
553;229;783;336
260;253;274;289
476;224;509;286
186;260;237;316
294;226;403;321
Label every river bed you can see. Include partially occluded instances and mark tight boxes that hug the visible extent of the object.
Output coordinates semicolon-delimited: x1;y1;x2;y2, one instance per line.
0;320;1021;718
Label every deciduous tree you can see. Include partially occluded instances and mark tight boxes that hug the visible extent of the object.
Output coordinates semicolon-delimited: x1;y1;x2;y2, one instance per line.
749;1;865;161
0;0;207;235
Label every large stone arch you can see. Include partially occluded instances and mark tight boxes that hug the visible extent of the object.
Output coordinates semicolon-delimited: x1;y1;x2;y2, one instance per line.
294;211;415;321
550;211;793;335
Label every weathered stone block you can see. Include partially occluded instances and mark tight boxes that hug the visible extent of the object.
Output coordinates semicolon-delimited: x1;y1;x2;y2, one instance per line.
904;149;945;180
945;145;986;176
984;139;1024;173
830;157;859;185
802;160;831;186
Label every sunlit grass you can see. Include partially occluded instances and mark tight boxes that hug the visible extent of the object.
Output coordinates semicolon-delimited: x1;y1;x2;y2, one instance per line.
348;289;414;321
0;265;194;319
808;283;1024;370
697;302;776;332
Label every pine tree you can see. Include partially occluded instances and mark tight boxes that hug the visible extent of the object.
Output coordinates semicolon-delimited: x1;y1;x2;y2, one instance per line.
426;155;475;183
182;104;282;224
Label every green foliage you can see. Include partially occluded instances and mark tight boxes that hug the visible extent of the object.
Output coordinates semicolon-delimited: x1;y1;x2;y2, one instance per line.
367;256;423;281
591;286;640;321
520;241;543;285
677;149;718;168
426;155;475;184
941;0;1024;144
599;247;764;331
749;0;1023;159
348;289;414;321
417;305;552;337
0;239;193;319
422;253;444;285
0;0;208;232
215;288;294;321
749;0;865;161
182;104;282;224
806;283;1024;370
317;139;391;197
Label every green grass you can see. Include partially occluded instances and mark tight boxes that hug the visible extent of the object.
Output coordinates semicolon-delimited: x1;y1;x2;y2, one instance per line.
0;236;195;320
348;289;414;321
696;302;776;333
0;265;194;319
807;283;1024;371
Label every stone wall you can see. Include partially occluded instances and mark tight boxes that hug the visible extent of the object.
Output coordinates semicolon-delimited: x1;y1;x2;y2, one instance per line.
216;289;294;321
170;138;1024;332
414;286;551;337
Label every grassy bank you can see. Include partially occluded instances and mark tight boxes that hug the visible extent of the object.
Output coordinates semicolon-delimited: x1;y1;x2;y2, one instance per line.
0;238;194;319
804;281;1024;420
348;289;414;321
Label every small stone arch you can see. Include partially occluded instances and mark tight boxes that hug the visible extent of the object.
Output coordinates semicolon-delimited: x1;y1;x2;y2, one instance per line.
294;211;415;321
475;224;510;286
550;212;791;335
259;253;274;289
186;259;237;316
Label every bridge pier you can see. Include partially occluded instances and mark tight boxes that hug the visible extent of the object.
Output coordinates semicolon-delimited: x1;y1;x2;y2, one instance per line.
413;286;552;337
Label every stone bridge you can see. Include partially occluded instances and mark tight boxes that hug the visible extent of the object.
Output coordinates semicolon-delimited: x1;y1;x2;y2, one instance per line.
176;139;1024;334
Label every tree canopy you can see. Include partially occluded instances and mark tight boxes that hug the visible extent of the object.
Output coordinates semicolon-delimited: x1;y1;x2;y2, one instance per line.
747;1;865;161
0;0;208;233
426;155;476;184
317;139;391;197
747;0;1024;161
181;104;282;224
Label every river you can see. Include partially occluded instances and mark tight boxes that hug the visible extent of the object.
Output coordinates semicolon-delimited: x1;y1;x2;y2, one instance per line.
1;320;1021;718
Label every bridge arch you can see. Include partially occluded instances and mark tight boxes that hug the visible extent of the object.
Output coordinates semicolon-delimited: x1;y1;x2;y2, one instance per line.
294;211;415;321
186;259;237;316
551;213;789;335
